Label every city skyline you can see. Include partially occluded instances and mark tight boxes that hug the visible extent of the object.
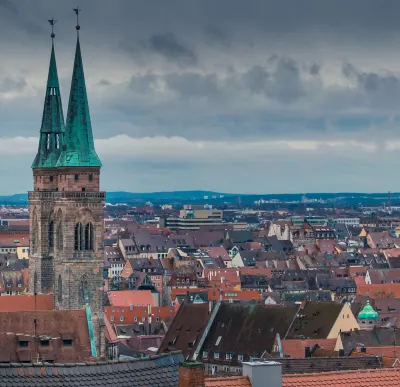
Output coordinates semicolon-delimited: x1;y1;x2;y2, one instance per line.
1;0;400;194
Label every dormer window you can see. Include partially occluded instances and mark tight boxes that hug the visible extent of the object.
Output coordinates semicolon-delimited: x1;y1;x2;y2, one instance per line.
203;351;208;358
214;352;219;359
238;354;244;361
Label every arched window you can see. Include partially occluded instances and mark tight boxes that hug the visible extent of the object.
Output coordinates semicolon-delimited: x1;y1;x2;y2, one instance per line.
57;274;62;303
74;223;82;251
48;221;54;250
79;276;89;304
85;223;94;251
56;223;63;251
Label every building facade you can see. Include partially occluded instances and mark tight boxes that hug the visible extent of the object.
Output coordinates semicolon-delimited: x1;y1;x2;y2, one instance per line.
28;30;105;357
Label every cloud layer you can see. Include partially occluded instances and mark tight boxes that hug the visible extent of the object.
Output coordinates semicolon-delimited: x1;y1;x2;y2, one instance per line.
0;0;399;194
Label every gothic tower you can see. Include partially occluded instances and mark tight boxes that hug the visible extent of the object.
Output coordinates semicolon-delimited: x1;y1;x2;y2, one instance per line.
29;17;105;357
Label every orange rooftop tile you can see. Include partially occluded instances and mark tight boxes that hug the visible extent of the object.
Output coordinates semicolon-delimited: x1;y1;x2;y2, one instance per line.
108;290;154;307
282;368;400;387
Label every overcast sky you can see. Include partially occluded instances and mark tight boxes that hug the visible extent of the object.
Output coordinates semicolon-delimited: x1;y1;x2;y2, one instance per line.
1;0;400;194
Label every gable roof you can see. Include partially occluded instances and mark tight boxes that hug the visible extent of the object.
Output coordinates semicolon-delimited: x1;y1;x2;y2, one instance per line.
158;303;209;358
201;304;298;358
286;301;344;339
0;309;91;362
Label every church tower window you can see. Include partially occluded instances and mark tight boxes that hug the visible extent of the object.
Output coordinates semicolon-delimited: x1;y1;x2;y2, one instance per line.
79;276;90;304
85;222;93;251
57;274;62;303
48;220;54;250
74;222;83;251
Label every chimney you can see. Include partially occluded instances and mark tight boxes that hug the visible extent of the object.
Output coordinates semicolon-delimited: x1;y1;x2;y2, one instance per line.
304;346;311;358
178;361;205;387
242;361;282;387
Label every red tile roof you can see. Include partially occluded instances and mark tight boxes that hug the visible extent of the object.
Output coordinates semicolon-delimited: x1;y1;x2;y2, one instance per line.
281;339;336;358
104;315;119;344
104;305;177;325
282;368;400;387
357;284;400;299
108;290;155;307
205;376;251;387
0;294;53;311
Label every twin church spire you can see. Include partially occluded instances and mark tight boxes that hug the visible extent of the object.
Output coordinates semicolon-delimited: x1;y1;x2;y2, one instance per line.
32;11;101;170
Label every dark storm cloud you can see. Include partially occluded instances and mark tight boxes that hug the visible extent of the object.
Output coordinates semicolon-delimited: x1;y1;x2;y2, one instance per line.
343;63;400;108
129;74;156;93
141;33;197;66
4;0;400;193
204;25;231;48
164;72;218;99
0;0;45;36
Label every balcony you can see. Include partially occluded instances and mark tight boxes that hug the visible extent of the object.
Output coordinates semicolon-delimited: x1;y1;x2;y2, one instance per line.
28;191;106;201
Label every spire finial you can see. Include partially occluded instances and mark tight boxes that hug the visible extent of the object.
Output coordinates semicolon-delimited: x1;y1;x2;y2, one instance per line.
73;7;81;33
48;17;57;40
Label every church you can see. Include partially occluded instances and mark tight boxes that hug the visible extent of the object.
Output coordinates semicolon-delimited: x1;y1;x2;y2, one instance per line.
28;14;105;357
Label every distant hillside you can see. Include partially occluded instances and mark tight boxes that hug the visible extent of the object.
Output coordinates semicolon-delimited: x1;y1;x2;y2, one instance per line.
0;191;399;206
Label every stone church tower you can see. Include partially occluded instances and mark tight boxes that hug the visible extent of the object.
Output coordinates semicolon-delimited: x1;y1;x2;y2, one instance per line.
29;19;105;357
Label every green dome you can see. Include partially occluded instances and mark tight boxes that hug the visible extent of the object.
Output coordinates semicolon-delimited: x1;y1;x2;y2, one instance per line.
358;301;379;320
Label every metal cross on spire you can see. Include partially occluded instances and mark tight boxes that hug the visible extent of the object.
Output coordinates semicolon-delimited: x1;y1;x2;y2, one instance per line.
73;6;81;33
48;17;57;40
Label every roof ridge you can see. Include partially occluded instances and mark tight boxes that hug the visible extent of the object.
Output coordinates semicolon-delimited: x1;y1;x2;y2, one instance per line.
283;367;400;378
2;351;183;368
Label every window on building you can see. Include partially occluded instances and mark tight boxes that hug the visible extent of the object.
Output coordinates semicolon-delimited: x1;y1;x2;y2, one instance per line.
74;174;79;182
40;340;50;347
63;339;73;347
214;352;219;359
156;317;160;322
19;341;29;348
89;174;93;182
48;220;54;250
226;353;232;360
85;222;94;251
237;354;243;361
203;351;208;358
57;222;63;251
110;316;114;322
33;271;38;295
78;276;90;304
223;366;230;372
134;317;138;322
57;275;62;304
120;316;124;322
74;222;83;251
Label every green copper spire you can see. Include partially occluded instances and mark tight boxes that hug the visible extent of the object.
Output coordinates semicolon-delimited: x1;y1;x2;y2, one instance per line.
358;300;379;320
56;17;101;168
32;21;65;169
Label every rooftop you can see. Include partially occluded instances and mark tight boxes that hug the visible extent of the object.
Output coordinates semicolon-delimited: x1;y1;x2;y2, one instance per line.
282;368;400;387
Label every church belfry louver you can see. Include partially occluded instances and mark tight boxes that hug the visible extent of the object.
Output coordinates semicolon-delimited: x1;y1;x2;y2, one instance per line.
29;13;105;357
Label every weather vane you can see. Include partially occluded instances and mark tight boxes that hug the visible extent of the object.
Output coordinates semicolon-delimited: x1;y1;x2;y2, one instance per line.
48;17;57;40
73;6;81;32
